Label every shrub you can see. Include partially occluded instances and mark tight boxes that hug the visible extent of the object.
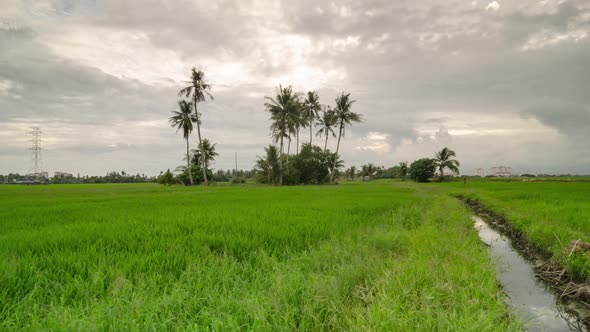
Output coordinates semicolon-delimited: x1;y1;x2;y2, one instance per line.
409;158;436;182
157;169;175;185
176;166;213;185
231;177;246;184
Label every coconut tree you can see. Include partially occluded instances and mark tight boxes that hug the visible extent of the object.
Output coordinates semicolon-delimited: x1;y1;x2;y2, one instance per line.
346;166;357;180
302;91;322;146
434;147;460;180
399;161;409;179
169;100;197;185
294;100;306;154
330;93;362;183
316;106;337;152
191;138;219;172
255;145;280;185
327;152;345;180
264;85;300;185
178;67;214;186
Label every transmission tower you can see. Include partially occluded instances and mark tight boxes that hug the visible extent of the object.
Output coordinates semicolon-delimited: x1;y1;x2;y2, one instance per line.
27;127;43;175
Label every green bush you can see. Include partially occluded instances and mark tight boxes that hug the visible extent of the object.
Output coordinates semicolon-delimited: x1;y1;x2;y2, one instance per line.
409;158;436;182
231;177;246;184
157;169;175;185
176;165;213;185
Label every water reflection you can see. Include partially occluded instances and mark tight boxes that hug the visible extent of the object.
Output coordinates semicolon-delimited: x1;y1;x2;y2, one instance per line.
473;216;588;332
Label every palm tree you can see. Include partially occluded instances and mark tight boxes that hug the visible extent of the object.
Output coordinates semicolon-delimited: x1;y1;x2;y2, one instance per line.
169;100;197;185
294;100;306;154
399;161;409;179
360;163;379;180
346;166;357;180
178;67;214;186
327;153;345;180
302;91;321;146
434;147;460;180
264;85;300;185
330;93;362;183
316;106;337;152
191;138;219;172
255;145;280;185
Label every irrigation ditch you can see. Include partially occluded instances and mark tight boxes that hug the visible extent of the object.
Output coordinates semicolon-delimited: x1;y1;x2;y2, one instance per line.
457;196;590;331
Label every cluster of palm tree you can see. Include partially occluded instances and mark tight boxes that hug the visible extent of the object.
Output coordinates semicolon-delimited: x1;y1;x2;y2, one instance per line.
169;68;363;186
344;163;384;180
169;68;215;185
263;86;362;185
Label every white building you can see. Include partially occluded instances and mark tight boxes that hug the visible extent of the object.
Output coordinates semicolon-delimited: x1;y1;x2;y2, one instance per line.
27;172;49;178
490;166;512;177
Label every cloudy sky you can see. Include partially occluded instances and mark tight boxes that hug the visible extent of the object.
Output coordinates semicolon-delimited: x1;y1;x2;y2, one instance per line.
1;0;589;176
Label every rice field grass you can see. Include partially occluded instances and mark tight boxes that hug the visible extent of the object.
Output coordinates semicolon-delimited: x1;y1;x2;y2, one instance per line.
445;179;590;280
0;182;520;331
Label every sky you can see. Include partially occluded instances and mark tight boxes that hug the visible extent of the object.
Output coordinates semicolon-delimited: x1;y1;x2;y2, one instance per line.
1;0;589;176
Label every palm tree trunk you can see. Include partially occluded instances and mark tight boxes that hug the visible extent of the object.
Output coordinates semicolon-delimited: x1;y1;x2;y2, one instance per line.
194;98;208;186
330;124;343;183
324;133;329;152
279;135;283;186
186;137;194;185
309;115;313;145
296;128;299;154
286;136;291;178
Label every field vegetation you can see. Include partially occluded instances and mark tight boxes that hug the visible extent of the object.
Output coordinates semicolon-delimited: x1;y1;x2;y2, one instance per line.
0;182;520;331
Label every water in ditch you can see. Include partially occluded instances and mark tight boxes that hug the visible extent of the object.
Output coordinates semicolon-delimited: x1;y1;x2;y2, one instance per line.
473;215;590;331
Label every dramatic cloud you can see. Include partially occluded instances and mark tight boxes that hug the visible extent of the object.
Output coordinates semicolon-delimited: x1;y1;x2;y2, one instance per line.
1;0;589;175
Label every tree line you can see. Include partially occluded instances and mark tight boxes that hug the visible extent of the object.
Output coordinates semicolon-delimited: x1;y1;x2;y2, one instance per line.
341;147;461;182
0;172;156;184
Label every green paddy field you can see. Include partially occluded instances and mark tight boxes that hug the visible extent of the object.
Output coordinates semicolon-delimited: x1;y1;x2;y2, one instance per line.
1;180;588;330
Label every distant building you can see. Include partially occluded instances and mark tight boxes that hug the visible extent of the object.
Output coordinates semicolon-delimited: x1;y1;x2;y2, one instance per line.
490;166;512;177
26;172;49;178
476;168;485;177
54;171;73;177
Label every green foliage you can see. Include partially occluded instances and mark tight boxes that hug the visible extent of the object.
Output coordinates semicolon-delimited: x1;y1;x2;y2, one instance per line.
399;161;409;178
256;143;343;185
330;92;362;183
302;91;322;144
409;158;436;182
230;177;246;184
255;145;281;185
178;67;214;186
434;147;460;180
372;162;408;180
190;138;218;168
360;163;382;179
177;165;213;185
345;166;357;180
256;144;339;185
316;106;337;150
289;143;332;184
157;169;175;185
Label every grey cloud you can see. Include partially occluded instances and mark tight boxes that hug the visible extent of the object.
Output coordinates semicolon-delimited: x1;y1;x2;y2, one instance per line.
523;101;590;137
